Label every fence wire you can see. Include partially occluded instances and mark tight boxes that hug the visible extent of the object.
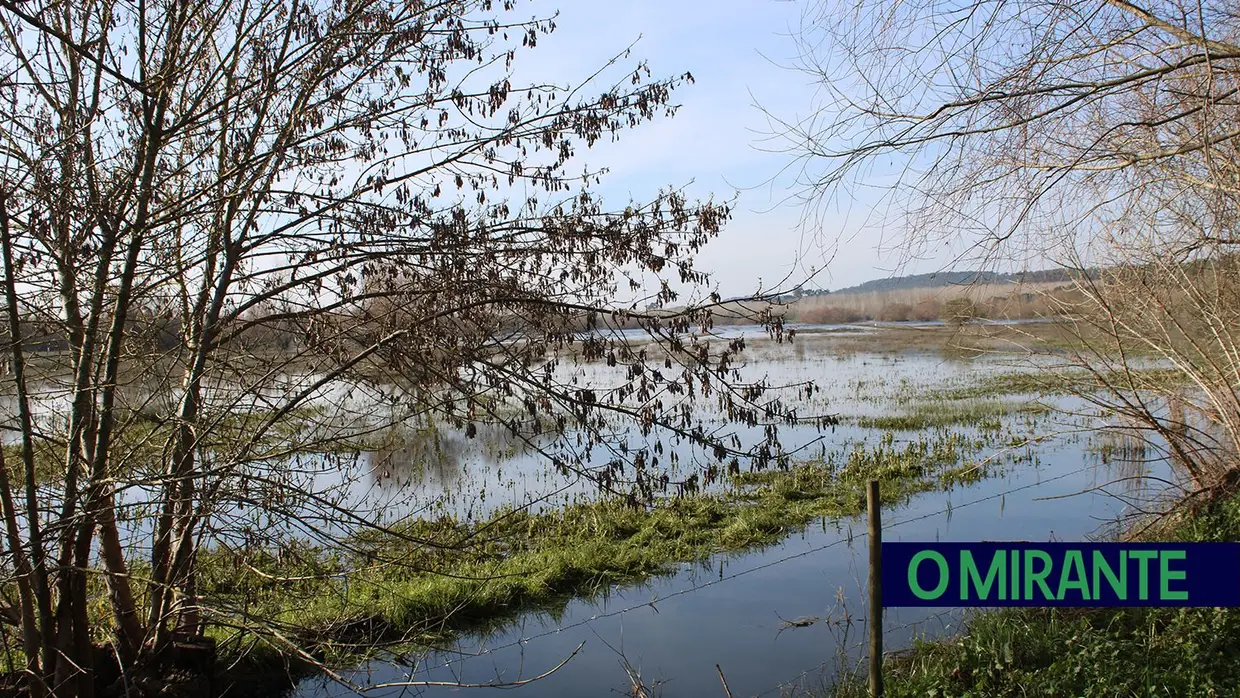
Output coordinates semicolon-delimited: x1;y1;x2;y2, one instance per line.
367;460;1109;693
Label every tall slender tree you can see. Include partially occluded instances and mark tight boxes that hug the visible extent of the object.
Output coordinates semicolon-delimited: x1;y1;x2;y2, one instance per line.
0;1;812;695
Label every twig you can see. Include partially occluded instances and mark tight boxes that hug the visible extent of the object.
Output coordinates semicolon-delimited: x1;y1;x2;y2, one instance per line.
716;664;734;698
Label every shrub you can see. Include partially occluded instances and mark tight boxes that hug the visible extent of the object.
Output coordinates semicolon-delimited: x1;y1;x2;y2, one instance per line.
795;306;866;324
875;302;913;322
941;298;984;326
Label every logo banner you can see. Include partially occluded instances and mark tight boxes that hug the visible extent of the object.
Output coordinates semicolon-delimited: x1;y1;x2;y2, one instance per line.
881;542;1240;607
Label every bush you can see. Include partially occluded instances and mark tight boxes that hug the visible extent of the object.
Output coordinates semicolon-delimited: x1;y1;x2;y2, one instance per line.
874;302;912;322
941;298;984;326
795;306;866;324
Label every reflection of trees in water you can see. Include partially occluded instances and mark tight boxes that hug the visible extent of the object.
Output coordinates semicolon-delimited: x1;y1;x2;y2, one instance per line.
1086;395;1220;507
365;424;530;491
1090;426;1155;504
1163;392;1234;478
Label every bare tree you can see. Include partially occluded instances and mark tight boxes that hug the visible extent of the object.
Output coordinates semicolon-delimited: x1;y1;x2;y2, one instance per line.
0;1;818;696
778;0;1240;487
780;0;1240;259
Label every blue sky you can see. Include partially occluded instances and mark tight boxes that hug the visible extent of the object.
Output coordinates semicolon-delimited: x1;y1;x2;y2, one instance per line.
504;0;955;297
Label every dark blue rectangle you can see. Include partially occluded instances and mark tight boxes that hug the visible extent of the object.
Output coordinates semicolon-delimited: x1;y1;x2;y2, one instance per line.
881;542;1240;607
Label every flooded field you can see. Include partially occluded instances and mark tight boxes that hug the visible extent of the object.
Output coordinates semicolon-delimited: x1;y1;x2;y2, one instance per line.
294;445;1168;698
251;326;1184;697
0;322;1184;697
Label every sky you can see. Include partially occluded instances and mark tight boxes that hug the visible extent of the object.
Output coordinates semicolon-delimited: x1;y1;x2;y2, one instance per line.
498;0;959;298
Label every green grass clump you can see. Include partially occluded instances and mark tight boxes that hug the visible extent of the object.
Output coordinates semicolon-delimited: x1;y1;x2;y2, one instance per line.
853;400;1045;431
194;430;994;666
825;491;1240;698
830;605;1240;698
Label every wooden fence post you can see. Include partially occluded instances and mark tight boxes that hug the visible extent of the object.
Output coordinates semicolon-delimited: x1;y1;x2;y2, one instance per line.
867;479;884;698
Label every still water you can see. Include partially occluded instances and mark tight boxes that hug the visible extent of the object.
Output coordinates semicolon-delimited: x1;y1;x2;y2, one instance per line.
288;333;1180;697
0;325;1179;696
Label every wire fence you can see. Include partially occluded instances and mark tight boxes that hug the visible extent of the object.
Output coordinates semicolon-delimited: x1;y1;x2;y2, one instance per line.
343;460;1124;696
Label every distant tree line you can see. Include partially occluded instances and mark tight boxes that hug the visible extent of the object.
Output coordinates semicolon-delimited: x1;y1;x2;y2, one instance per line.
829;268;1095;295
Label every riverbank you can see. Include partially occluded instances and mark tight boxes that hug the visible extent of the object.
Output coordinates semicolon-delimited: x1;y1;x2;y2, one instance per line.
825;487;1240;698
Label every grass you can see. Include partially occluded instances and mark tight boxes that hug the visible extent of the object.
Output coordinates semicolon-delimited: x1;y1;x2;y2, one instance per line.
852;400;1049;431
191;430;999;669
823;490;1240;698
783;319;1179;361
1;442;62;486
787;281;1072;325
941;367;1189;401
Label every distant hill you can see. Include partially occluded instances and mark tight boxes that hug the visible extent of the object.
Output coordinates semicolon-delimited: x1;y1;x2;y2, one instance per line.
829;268;1079;295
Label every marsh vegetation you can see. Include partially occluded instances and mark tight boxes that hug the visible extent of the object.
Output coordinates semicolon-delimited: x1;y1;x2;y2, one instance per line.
264;328;1192;698
4;316;1187;697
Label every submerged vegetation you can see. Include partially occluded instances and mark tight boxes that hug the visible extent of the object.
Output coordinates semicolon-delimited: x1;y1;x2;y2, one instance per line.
191;429;1002;671
939;367;1190;402
852;400;1047;432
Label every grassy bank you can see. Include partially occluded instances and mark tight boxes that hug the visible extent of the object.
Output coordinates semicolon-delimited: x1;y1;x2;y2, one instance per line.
825;491;1240;698
196;431;995;669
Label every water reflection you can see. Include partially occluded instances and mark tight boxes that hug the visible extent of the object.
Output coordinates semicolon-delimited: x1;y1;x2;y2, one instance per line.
364;424;531;490
1;328;1195;697
294;433;1181;698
